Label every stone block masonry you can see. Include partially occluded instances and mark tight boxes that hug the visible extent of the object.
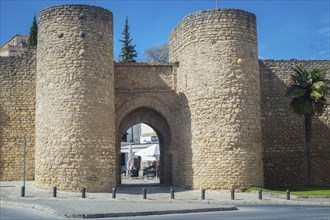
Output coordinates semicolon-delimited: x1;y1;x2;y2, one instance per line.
114;62;179;186
114;63;176;91
0;49;36;181
0;5;329;191
260;60;330;186
169;9;263;190
35;5;116;192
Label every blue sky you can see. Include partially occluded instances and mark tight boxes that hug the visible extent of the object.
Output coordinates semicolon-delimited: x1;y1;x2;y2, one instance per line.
1;0;329;60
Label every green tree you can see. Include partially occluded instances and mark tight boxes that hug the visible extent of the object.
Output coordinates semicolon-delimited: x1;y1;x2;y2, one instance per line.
286;66;329;186
144;44;169;62
119;17;137;62
28;15;38;47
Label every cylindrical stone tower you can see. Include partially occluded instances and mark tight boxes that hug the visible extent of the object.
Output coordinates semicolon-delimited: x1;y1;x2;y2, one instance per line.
35;5;115;192
170;9;263;190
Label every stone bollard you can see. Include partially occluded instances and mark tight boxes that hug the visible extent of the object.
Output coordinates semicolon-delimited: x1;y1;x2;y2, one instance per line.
53;187;57;198
286;189;290;200
231;189;235;200
142;188;147;199
112;187;116;199
170;188;175;200
81;188;86;198
201;189;205;200
258;189;262;200
21;186;25;198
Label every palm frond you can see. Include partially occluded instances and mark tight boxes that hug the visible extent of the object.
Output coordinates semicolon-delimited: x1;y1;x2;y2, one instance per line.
292;66;311;86
288;66;329;116
290;97;313;115
286;85;306;97
291;75;308;87
311;68;326;83
310;90;323;100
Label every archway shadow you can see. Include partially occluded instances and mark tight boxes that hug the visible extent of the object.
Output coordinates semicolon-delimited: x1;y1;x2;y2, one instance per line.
116;183;188;195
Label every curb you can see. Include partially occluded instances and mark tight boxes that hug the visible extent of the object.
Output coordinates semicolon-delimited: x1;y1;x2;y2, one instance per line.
1;197;328;219
2;196;329;206
249;191;330;199
1;199;237;219
64;207;238;218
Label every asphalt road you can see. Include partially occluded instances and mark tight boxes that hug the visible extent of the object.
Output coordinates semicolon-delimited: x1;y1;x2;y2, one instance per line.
109;205;330;220
0;205;63;220
1;204;329;220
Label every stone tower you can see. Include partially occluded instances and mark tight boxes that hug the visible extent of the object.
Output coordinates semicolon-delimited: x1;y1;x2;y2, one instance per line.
169;9;263;190
35;5;115;192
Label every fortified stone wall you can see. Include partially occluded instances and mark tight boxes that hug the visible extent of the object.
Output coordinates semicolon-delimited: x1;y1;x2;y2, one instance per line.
114;63;178;127
0;4;329;191
115;63;176;91
35;5;116;192
0;49;36;181
259;60;330;186
114;63;179;186
169;9;263;190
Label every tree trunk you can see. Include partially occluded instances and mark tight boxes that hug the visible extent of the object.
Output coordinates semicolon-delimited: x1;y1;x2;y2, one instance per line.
304;114;312;186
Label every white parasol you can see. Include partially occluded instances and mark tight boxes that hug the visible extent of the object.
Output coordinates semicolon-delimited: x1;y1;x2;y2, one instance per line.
135;144;160;178
135;144;160;159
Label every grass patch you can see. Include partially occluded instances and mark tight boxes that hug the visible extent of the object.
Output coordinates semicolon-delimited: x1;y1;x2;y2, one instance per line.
247;186;330;197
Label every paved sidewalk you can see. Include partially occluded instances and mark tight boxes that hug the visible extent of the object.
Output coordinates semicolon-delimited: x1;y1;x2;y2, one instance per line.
1;180;329;218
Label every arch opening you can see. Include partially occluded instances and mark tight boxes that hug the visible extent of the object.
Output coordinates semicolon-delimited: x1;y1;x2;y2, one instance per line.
117;107;172;186
120;123;160;184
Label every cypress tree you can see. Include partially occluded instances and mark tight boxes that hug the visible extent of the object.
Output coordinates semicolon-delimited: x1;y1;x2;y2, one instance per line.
119;17;138;62
28;15;38;47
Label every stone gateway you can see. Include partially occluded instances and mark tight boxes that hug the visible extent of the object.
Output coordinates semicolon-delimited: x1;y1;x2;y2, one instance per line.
0;5;329;192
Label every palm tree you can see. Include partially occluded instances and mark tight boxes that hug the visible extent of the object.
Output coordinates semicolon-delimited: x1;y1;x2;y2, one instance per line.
286;66;329;186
